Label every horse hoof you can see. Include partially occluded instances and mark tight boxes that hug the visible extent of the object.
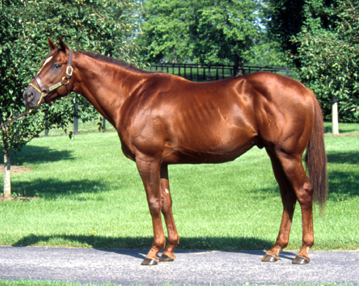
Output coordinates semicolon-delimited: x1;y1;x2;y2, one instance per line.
261;254;278;262
292;255;310;265
141;257;159;266
159;254;175;262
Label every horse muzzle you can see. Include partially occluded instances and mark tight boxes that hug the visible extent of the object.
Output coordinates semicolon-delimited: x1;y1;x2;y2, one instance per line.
23;85;44;108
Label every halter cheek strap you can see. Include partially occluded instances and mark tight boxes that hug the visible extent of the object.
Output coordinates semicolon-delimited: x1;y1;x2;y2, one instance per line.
30;50;73;107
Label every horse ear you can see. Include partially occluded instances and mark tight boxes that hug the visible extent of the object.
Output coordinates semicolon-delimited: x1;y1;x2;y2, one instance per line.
48;38;58;51
58;36;69;51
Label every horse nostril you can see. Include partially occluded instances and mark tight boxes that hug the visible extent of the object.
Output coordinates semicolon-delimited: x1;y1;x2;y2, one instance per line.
25;91;35;101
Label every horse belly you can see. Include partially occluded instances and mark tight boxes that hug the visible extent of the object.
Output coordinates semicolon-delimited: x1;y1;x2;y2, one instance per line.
162;126;258;164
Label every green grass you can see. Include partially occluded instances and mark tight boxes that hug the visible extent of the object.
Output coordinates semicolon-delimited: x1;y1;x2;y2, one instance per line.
0;123;359;252
38;119;116;137
324;122;359;134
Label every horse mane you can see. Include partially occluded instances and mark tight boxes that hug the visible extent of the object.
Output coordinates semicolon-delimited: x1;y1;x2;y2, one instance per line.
78;51;159;74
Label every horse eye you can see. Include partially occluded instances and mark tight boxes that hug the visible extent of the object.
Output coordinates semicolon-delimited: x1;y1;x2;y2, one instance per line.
53;63;61;69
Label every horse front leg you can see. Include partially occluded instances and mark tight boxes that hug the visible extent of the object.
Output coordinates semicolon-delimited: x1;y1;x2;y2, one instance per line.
136;155;166;266
159;165;179;262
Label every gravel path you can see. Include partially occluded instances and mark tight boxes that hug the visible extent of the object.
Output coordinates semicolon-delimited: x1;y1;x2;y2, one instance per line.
0;246;358;285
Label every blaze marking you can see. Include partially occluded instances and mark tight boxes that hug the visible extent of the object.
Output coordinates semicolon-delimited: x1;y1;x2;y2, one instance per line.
36;56;53;75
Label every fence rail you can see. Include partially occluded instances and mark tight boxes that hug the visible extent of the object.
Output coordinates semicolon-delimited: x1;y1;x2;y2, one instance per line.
148;63;294;81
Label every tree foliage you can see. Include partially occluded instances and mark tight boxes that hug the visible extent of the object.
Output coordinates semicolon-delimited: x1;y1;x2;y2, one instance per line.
268;0;359;123
1;0;139;195
137;0;280;68
292;0;359;122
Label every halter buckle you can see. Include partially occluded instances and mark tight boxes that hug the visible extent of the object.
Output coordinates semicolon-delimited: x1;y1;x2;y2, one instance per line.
61;76;69;85
66;66;73;77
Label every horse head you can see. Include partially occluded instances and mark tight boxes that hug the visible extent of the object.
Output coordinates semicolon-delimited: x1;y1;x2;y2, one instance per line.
23;37;74;108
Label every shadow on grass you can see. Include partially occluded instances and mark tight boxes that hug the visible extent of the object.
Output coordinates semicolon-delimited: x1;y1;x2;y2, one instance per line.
12;145;74;165
327;151;359;165
12;178;107;199
324;125;358;134
12;234;274;255
325;125;332;134
326;150;359;200
327;170;359;200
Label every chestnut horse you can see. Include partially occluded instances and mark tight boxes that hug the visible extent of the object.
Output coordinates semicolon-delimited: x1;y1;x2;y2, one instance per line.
23;37;327;266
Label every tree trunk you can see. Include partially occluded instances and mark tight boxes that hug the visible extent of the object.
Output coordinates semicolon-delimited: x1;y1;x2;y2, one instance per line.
3;150;11;198
332;101;339;135
102;117;106;133
74;102;79;135
233;53;245;76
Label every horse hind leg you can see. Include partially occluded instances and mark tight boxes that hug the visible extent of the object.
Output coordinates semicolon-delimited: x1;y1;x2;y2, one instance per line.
262;148;297;263
264;148;314;264
159;165;179;262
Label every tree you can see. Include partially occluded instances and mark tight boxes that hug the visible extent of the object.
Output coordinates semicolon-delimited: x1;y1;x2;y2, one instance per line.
292;0;359;133
137;0;270;72
266;0;306;67
268;0;359;131
1;0;139;197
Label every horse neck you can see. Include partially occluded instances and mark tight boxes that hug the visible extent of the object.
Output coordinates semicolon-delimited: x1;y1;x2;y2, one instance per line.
72;53;145;127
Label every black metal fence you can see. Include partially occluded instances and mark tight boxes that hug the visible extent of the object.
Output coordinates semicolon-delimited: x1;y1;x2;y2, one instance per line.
148;63;294;81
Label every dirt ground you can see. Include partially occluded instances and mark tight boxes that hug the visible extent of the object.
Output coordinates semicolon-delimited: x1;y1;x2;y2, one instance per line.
0;165;35;201
0;165;33;175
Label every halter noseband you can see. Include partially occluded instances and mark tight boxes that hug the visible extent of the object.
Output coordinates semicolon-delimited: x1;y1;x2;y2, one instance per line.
29;49;73;107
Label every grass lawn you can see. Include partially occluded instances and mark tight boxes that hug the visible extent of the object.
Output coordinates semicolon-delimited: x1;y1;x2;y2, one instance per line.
0;122;358;252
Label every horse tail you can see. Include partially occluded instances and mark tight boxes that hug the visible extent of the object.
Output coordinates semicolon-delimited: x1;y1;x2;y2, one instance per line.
305;92;328;210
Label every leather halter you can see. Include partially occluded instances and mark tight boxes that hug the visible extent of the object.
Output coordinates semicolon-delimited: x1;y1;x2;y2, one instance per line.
29;50;73;106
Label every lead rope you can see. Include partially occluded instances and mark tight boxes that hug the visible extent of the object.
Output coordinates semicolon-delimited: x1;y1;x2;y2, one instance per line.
0;109;33;129
0;84;43;129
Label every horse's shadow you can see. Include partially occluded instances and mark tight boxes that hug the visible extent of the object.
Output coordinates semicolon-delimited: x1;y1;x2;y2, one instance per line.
12;234;276;260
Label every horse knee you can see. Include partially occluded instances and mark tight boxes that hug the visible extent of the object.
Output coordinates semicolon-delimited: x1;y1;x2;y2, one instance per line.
296;181;313;206
148;198;162;215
